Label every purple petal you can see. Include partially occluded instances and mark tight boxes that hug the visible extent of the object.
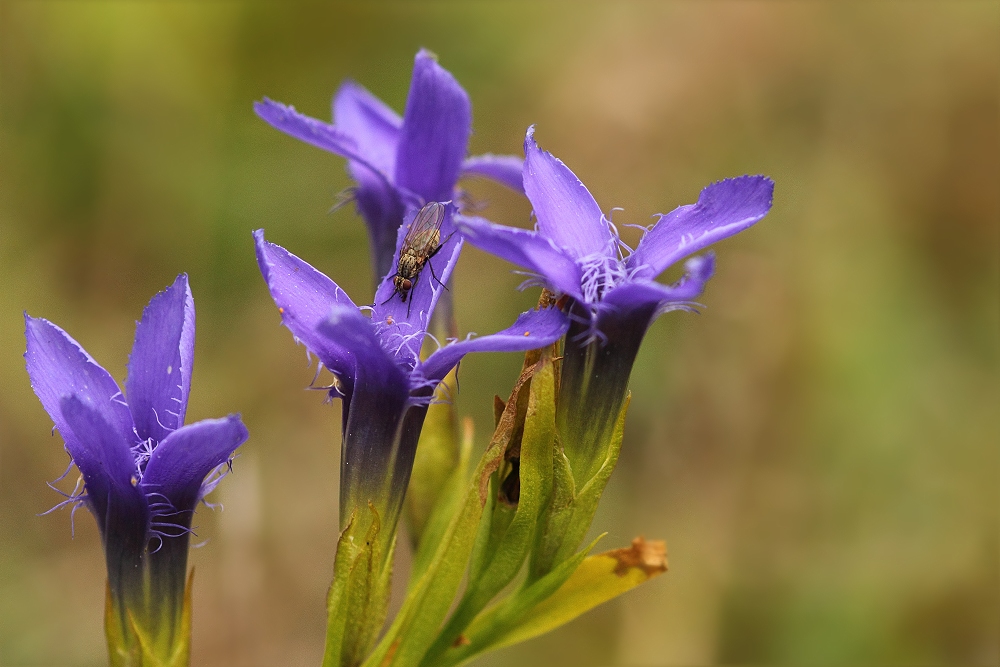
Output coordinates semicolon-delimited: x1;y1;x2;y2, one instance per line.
333;80;402;177
351;173;408;282
523;126;614;260
602;253;715;316
461;154;525;194
25;315;136;452
335;325;413;528
455;214;584;299
59;395;146;532
372;203;464;369
418;305;570;385
63;396;148;600
317;305;410;392
627;176;773;279
141;415;249;513
331;81;409;278
259;89;406;280
394;50;472;203
253;229;359;379
125;275;194;444
254;98;391;186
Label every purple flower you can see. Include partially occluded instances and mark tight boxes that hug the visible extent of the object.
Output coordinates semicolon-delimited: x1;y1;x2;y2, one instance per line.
255;49;525;282
24;275;249;652
456;127;774;483
254;203;568;537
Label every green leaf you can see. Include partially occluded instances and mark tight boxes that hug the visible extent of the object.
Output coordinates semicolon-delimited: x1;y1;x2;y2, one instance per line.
434;534;605;667
532;392;631;578
409;418;474;585
465;473;499;587
323;505;394;667
529;445;575;580
490;537;667;650
322;510;361;666
421;354;557;664
363;354;543;667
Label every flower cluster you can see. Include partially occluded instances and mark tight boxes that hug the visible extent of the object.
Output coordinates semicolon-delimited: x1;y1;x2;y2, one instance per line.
26;48;772;667
253;50;773;667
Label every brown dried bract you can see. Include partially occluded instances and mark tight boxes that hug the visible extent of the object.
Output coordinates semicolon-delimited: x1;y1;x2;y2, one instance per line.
609;536;668;577
476;351;545;506
493;395;506;427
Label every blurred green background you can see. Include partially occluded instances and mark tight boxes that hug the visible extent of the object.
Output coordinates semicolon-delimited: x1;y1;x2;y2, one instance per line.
1;2;997;665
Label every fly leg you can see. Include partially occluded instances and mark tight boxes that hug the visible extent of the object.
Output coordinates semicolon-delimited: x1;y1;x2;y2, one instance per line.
380;276;401;307
423;231;455;292
427;258;449;292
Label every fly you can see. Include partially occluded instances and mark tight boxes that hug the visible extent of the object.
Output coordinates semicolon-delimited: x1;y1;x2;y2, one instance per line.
383;202;450;315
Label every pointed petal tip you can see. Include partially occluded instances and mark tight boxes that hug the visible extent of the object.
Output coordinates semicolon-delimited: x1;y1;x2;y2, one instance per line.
254;98;303;128
685;252;716;282
252;229;275;270
252;97;281;118
142;272;194;324
25;314;69;350
698;174;775;214
24;313;53;358
521;125;610;259
416;48;439;63
224;413;251;443
254;98;314;130
126;271;197;441
335;78;362;95
717;173;774;192
160;273;191;304
523;125;538;156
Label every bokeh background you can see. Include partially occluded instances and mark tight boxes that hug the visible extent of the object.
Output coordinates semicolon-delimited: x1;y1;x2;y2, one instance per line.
1;2;997;665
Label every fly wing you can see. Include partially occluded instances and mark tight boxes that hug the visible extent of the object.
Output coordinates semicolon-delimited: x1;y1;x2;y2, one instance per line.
403;201;446;255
